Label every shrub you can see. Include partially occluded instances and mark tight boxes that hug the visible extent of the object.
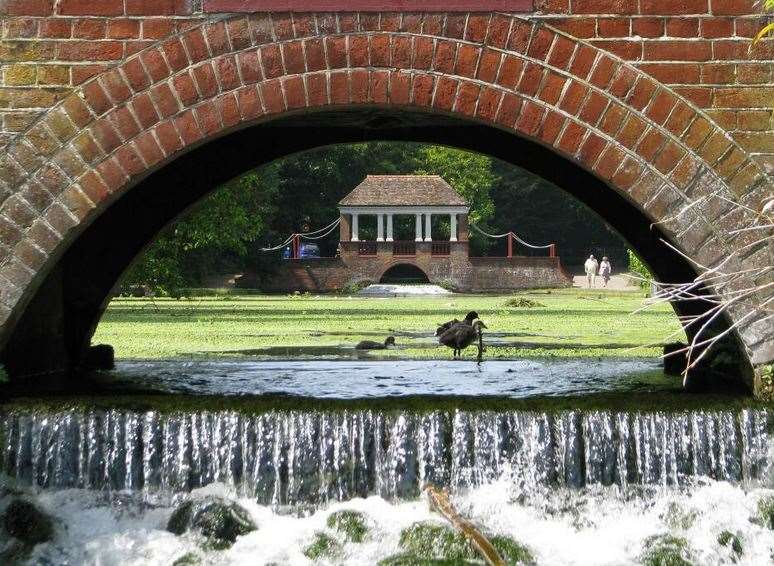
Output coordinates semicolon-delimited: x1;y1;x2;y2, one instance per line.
627;249;653;288
342;279;374;294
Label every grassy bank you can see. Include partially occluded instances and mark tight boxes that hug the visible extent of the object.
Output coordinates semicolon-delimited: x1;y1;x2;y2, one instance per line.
93;288;683;360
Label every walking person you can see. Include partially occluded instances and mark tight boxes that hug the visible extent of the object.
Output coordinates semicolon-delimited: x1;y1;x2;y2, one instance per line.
584;255;598;288
599;256;612;288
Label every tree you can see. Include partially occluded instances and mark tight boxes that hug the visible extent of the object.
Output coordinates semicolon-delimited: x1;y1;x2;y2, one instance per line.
125;141;627;290
488;161;627;266
122;168;279;295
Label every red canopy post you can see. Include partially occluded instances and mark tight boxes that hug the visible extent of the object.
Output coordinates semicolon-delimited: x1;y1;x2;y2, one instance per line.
550;244;556;258
292;234;300;259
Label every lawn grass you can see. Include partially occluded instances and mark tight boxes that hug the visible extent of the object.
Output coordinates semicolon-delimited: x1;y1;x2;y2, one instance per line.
93;288;684;360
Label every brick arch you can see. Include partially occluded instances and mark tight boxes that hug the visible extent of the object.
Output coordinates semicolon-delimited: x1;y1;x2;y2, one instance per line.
0;12;771;382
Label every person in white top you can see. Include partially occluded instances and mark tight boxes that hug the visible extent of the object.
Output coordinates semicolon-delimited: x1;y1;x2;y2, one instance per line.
584;255;599;288
599;256;612;288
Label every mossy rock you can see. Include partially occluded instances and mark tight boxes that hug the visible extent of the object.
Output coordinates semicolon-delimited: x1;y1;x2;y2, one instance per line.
398;522;479;562
640;534;693;566
0;540;30;564
172;552;201;566
717;530;743;557
755;496;774;530
378;552;479;565
2;498;55;545
327;509;369;543
304;531;342;560
662;502;698;531
167;497;256;550
490;535;536;565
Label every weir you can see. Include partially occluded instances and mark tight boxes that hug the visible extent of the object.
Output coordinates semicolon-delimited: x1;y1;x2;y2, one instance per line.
3;406;772;505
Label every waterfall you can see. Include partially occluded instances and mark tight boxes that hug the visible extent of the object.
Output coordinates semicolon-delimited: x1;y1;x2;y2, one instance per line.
1;408;771;505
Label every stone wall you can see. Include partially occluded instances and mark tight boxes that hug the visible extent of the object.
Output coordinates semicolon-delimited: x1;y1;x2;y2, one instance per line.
470;257;570;290
254;250;571;292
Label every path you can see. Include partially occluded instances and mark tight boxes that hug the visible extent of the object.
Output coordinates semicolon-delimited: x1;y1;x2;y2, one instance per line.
572;274;641;291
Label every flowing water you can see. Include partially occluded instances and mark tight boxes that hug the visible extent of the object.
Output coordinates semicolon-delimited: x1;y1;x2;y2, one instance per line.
90;358;672;398
1;360;773;564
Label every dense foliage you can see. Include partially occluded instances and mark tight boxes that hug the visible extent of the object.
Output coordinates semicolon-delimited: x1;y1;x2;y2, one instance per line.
627;249;653;288
124;142;627;293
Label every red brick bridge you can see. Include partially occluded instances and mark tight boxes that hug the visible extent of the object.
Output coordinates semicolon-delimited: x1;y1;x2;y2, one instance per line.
0;1;771;393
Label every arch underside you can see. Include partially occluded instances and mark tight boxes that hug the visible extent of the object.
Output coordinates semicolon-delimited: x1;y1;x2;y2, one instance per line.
1;109;743;382
0;13;769;391
380;261;432;284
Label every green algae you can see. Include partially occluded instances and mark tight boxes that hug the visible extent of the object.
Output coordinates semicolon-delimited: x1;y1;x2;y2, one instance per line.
1;390;768;418
640;534;693;566
663;502;698;531
172;552;201;566
490;535;536;565
717;530;743;557
378;553;479;565
93;290;682;360
393;522;534;565
303;532;342;560
398;522;479;562
326;509;369;543
754;495;774;529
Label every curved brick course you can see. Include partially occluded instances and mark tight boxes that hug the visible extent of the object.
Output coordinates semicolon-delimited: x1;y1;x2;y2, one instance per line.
0;10;771;384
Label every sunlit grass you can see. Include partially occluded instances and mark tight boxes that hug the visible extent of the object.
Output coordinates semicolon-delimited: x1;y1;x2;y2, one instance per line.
93;288;684;360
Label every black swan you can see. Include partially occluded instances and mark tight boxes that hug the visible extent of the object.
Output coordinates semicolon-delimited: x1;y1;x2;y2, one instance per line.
438;320;487;359
435;310;479;336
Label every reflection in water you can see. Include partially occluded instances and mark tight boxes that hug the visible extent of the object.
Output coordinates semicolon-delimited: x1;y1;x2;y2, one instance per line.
95;359;673;398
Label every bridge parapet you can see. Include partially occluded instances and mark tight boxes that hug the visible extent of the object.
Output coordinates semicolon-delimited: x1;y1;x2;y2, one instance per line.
1;1;771;173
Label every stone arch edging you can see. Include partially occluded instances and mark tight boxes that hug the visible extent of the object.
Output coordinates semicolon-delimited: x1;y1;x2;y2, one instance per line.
379;262;432;282
377;260;431;283
0;11;770;361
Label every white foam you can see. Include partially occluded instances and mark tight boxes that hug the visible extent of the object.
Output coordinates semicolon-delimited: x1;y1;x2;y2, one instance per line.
357;284;452;296
15;479;774;565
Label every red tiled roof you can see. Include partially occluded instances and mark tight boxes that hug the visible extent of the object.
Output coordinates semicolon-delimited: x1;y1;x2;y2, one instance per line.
339;175;468;207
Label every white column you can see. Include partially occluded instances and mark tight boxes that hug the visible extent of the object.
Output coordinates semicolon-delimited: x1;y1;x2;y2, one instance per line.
376;214;384;242
352;213;359;242
450;214;458;242
415;213;423;241
424;212;432;242
386;214;394;242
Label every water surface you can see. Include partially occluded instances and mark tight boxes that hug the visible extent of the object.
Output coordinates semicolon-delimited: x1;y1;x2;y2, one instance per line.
2;358;770;565
95;358;674;398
